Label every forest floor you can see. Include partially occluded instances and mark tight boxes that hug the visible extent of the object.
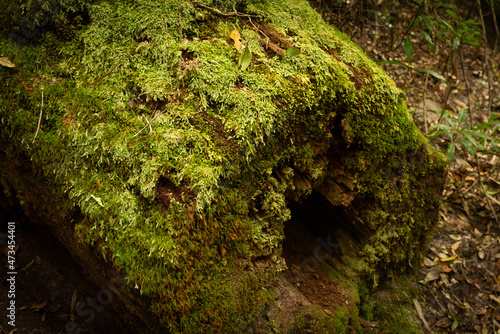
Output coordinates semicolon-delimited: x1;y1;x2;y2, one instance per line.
316;2;500;333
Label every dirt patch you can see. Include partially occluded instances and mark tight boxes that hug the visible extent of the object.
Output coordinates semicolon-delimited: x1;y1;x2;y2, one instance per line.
155;176;194;209
255;21;296;57
284;266;348;315
282;203;352;318
326;48;371;90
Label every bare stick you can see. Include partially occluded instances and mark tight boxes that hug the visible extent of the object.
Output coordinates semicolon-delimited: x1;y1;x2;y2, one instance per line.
422;71;430;134
132;103;172;138
489;0;499;54
476;0;493;118
190;0;256;17
87;63;119;88
33;87;44;144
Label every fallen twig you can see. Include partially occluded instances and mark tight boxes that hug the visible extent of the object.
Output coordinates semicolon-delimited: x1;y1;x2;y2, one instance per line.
190;1;256;18
87;62;119;88
32;87;44;143
132;103;172;138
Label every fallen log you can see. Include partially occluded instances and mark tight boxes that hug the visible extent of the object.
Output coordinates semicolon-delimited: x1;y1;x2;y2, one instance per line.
0;0;447;332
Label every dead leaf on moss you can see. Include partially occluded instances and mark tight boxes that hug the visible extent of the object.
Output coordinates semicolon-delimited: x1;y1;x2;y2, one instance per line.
0;56;15;67
229;29;241;51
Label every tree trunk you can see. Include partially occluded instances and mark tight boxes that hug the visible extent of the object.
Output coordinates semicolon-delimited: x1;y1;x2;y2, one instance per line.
0;0;447;332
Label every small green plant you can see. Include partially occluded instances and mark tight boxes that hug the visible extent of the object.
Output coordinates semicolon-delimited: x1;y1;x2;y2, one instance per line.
426;108;500;161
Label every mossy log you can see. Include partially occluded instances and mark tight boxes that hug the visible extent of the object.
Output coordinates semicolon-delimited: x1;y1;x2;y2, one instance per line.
0;0;447;332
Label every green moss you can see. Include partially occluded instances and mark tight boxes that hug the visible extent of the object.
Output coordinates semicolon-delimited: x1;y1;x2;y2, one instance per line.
359;277;424;334
289;307;352;334
0;0;446;331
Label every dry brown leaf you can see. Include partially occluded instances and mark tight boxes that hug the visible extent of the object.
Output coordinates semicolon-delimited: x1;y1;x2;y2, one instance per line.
478;249;485;259
30;299;48;311
435;316;453;328
229;29;241;51
413;299;432;332
461;198;470;216
494;259;500;278
451;241;461;251
424;269;440;283
0;56;15;67
489;294;500;304
70;289;78;313
438;260;452;273
424;257;435;267
21;259;35;271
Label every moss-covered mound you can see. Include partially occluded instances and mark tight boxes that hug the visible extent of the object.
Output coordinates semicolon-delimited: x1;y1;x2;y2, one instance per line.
0;0;447;332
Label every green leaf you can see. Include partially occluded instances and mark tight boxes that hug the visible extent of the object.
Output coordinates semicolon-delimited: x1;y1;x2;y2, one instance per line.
418;28;436;54
492;141;499;151
445;9;460;21
414;68;448;84
457;108;467;126
463;130;493;140
404;36;413;64
285;47;300;57
458;139;477;155
239;46;251;71
377;60;409;68
452;36;460;51
421;15;434;31
426;129;451;140
447;141;456;161
462;132;479;148
429;2;457;9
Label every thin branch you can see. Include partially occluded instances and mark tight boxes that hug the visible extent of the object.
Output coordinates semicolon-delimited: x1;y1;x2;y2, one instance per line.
489;0;499;54
132;103;172;138
190;0;256;18
422;71;430;134
476;0;493;118
87;62;119;88
393;1;424;51
32;87;44;144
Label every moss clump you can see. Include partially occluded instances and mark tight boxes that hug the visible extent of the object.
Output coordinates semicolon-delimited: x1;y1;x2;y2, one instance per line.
289;307;351;334
0;0;446;331
359;277;424;334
